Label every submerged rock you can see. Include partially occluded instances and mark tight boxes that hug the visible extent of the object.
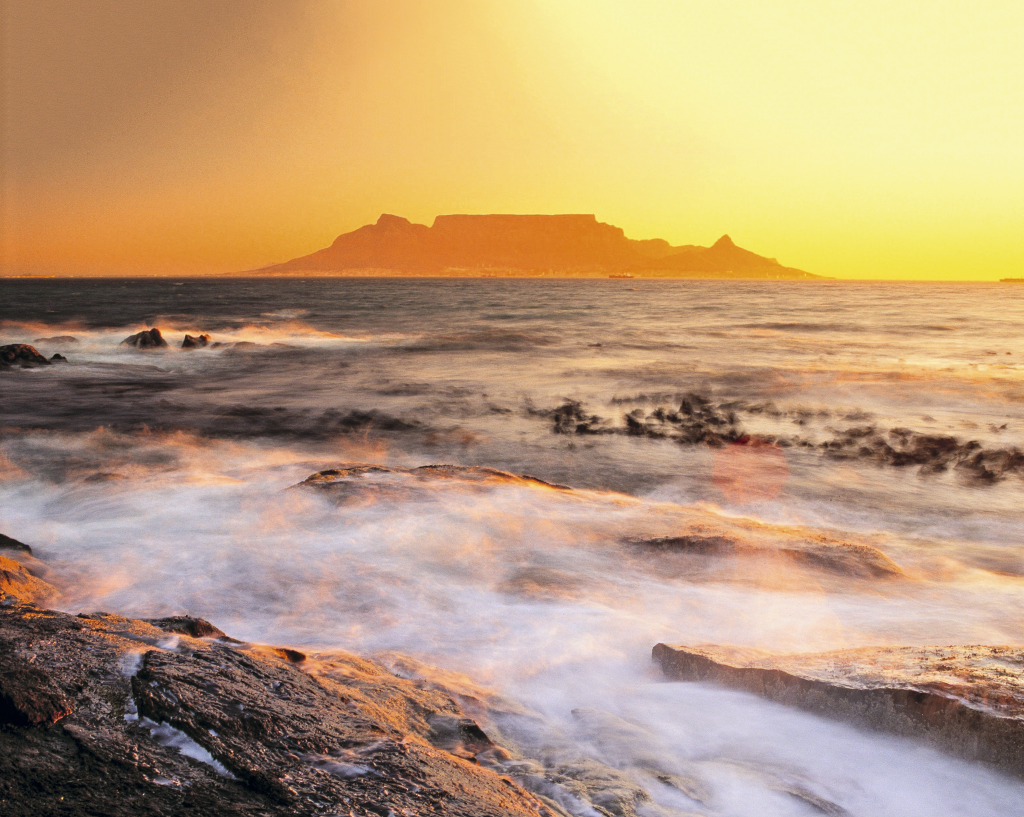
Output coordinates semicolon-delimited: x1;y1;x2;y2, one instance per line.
120;328;168;349
49;353;67;363
0;345;51;368
299;464;570;504
181;333;211;349
630;534;905;581
653;642;1024;779
0;602;551;817
33;335;78;344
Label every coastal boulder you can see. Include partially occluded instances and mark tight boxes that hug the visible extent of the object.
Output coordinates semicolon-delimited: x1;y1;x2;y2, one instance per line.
181;333;210;349
120;328;167;349
653;642;1024;778
0;344;51;367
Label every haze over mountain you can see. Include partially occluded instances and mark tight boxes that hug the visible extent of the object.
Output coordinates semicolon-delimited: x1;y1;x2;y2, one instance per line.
255;214;821;278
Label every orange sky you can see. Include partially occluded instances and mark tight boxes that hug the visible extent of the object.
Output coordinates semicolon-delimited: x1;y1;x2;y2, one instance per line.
2;0;1022;279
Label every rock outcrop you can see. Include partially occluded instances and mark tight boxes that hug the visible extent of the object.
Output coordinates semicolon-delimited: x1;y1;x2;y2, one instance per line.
0;535;32;556
0;601;553;817
653;643;1024;778
0;345;51;368
537;393;1024;482
0;556;56;605
181;333;211;349
121;328;168;349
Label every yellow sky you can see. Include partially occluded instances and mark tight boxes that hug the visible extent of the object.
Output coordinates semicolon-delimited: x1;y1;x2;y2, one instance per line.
2;0;1021;279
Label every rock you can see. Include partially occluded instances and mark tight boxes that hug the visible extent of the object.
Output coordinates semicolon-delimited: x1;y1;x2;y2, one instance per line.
144;616;226;639
0;556;57;605
298;464;569;504
49;354;67;363
0;345;51;367
630;534;905;581
120;328;168;349
0;659;74;727
33;335;78;344
0;534;32;555
0;602;550;816
653;642;1024;779
181;333;211;349
538;395;1024;483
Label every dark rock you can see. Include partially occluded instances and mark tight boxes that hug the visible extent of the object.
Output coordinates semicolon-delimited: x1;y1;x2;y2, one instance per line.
271;647;306;663
49;353;67;363
537;395;1024;482
181;333;211;349
145;616;226;639
653;642;1024;779
0;647;73;727
120;328;168;349
0;602;550;816
0;344;51;367
0;534;32;555
33;335;78;344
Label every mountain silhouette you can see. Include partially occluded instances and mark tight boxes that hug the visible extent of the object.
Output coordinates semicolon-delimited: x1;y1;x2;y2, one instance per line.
254;214;820;278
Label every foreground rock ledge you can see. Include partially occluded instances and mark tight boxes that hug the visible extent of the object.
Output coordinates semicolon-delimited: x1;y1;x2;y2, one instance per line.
653;642;1024;778
0;600;552;817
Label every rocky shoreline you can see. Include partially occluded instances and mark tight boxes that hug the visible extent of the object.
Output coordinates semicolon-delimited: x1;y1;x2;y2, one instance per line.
653;643;1024;780
1;598;554;815
3;461;1023;814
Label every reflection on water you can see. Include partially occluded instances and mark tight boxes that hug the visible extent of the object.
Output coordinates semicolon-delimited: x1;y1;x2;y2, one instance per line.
2;278;1023;814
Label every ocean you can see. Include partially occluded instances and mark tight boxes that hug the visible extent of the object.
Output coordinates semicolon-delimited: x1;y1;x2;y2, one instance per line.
2;277;1023;815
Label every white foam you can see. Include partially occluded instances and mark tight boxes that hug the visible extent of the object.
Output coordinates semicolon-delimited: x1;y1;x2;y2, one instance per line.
140;717;235;779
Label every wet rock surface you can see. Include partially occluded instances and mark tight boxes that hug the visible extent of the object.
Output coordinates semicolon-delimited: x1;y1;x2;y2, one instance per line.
377;654;722;817
181;333;211;349
121;328;169;349
0;344;51;368
299;464;569;503
653;643;1024;779
535;393;1024;482
144;615;226;639
0;556;57;605
629;534;905;582
0;534;33;555
0;601;552;817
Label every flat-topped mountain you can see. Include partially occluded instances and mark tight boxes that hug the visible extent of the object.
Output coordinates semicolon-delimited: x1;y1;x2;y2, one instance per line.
254;214;821;278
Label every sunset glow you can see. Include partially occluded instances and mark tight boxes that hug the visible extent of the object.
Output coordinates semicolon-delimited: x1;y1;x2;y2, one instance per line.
2;0;1022;279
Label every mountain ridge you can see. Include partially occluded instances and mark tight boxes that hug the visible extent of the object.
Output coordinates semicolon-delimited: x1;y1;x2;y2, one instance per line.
252;214;822;278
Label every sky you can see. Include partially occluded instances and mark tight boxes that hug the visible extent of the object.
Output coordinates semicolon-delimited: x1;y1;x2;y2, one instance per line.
1;0;1022;279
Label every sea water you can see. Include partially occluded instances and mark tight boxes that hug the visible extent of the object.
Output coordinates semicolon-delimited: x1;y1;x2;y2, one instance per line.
2;277;1023;815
